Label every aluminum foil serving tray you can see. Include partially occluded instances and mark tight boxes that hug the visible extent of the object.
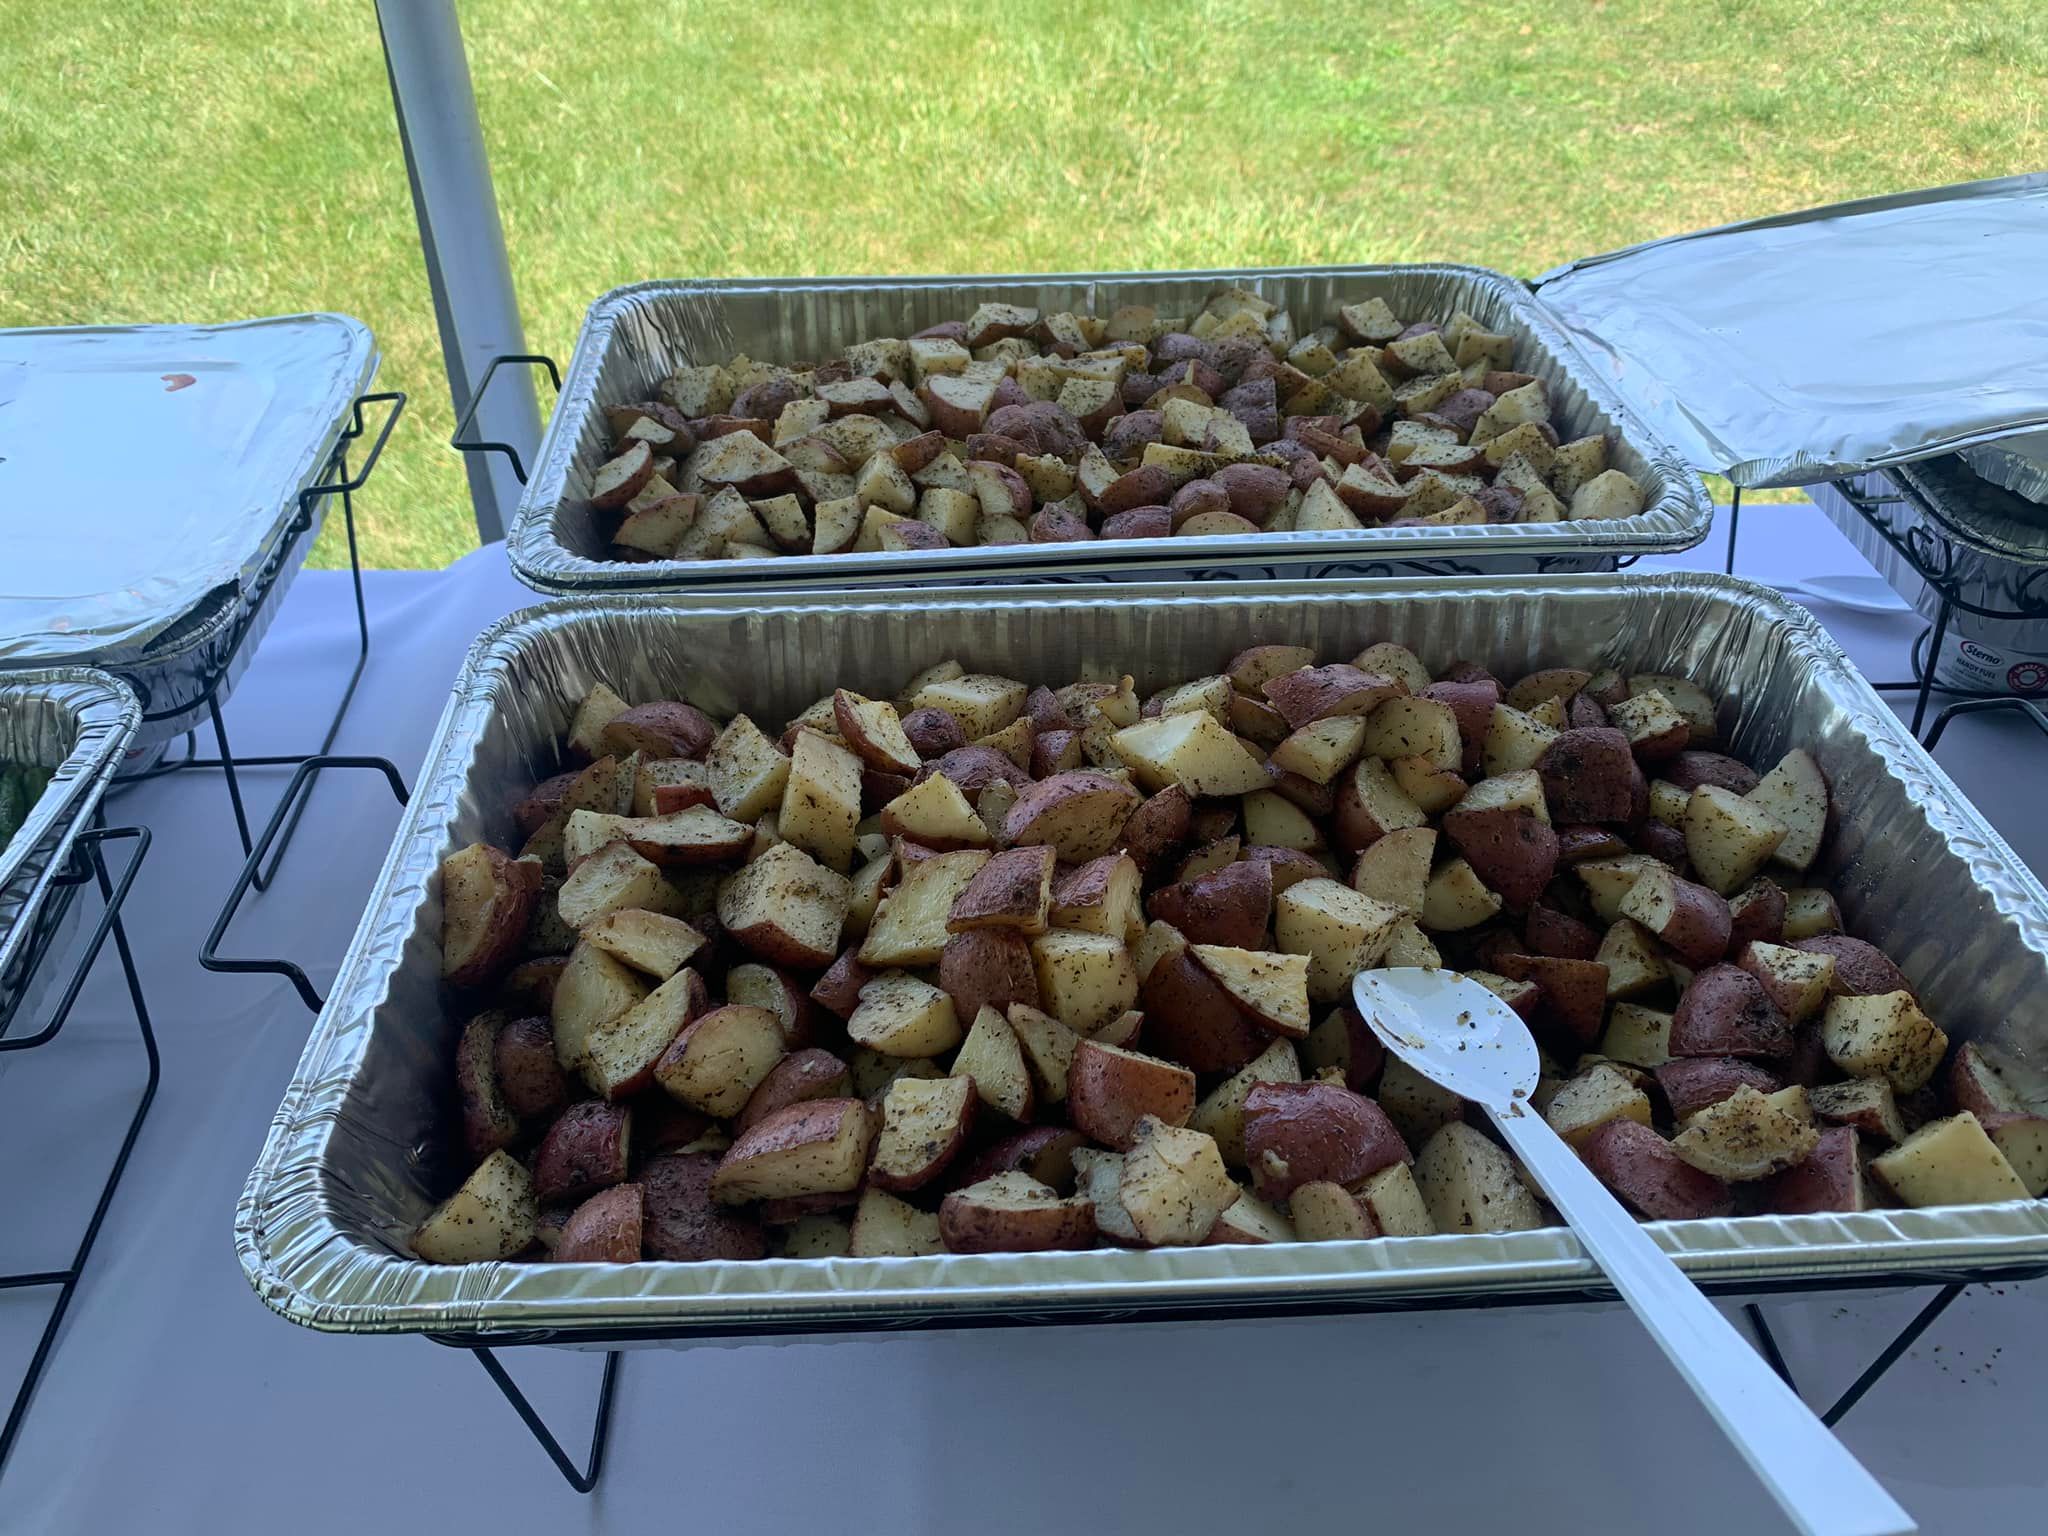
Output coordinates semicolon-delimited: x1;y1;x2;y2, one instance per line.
0;315;378;745
0;669;141;1022
239;577;2048;1342
509;266;1710;594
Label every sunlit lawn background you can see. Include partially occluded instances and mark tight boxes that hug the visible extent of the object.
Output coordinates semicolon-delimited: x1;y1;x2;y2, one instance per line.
3;0;2044;567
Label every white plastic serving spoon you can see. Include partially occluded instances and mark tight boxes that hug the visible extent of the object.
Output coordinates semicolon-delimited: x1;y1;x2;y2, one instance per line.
1353;968;1915;1536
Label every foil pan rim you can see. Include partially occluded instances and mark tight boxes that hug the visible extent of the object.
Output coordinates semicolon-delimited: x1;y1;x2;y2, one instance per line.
0;668;143;990
507;265;1711;591
1890;458;2048;569
237;575;2048;1337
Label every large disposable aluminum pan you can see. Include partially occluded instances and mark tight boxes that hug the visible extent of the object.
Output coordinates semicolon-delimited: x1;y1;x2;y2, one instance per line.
0;669;142;1026
0;315;378;748
507;267;1710;594
1532;173;2048;488
238;577;2048;1341
1813;459;2048;657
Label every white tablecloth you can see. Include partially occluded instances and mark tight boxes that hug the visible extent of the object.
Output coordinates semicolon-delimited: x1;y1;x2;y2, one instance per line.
3;508;2043;1535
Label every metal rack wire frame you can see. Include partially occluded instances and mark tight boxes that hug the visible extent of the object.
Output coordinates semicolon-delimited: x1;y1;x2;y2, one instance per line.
1829;473;2048;736
120;391;406;894
449;354;561;487
0;824;156;1478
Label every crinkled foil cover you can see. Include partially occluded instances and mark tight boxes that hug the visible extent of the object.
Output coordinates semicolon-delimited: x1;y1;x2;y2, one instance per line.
508;267;1709;594
0;669;142;1018
0;315;377;748
1816;460;2048;653
239;578;2048;1341
1533;174;2048;488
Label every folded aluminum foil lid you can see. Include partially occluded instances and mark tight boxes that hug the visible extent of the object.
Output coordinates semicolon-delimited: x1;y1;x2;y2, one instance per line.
0;668;141;1010
1532;174;2048;488
0;315;376;664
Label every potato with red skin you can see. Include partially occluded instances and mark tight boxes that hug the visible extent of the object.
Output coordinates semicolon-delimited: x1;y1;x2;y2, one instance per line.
1005;771;1142;863
1262;666;1407;731
1525;905;1601;961
1067;1039;1196;1150
1140;948;1269;1074
1101;507;1171;540
1442;806;1557;911
1119;782;1192;873
939;1173;1096;1254
1103;410;1164;461
1618;865;1731;967
1099;465;1176;514
1301;1002;1387;1092
900;707;965;760
710;1097;876;1205
1169;479;1232;528
456;1013;521;1159
533;1100;632;1205
737;1048;852;1134
1948;1041;2027;1119
1492;953;1610;1046
1242;1081;1409;1202
869;1075;976;1192
921;745;1030;796
1634;820;1687;868
1790;935;1913;999
1146;858;1272;948
1556;826;1630;862
1654;1057;1782;1121
1663;752;1760;795
494;1015;571;1124
515;770;581;837
947;845;1056;934
1538;729;1639;824
810;947;876;1020
1215;462;1290;522
938;927;1041;1022
553;1184;643;1263
1579;1119;1732;1221
442;844;543;988
1240;845;1327;894
1418;681;1499;776
601;701;717;761
1728;878;1787;949
641;1152;766;1261
954;1126;1089;1193
1769;1126;1869;1215
1670;963;1792;1059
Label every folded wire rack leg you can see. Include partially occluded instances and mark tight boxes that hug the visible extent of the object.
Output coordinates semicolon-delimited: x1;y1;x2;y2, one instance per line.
1723;485;1742;575
200;756;410;1011
460;1346;622;1494
121;391;405;894
0;826;157;1477
1741;1284;1966;1428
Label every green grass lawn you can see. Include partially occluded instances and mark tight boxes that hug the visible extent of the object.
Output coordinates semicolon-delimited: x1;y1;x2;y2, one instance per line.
3;0;2045;568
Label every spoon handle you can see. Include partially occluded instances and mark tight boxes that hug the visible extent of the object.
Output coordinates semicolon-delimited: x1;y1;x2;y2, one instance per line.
1487;1104;1916;1536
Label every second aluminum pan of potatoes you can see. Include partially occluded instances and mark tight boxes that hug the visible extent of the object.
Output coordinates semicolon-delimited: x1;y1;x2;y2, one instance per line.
509;266;1710;595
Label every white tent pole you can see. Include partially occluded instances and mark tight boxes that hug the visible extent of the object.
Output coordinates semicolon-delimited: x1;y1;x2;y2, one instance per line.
375;0;539;545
